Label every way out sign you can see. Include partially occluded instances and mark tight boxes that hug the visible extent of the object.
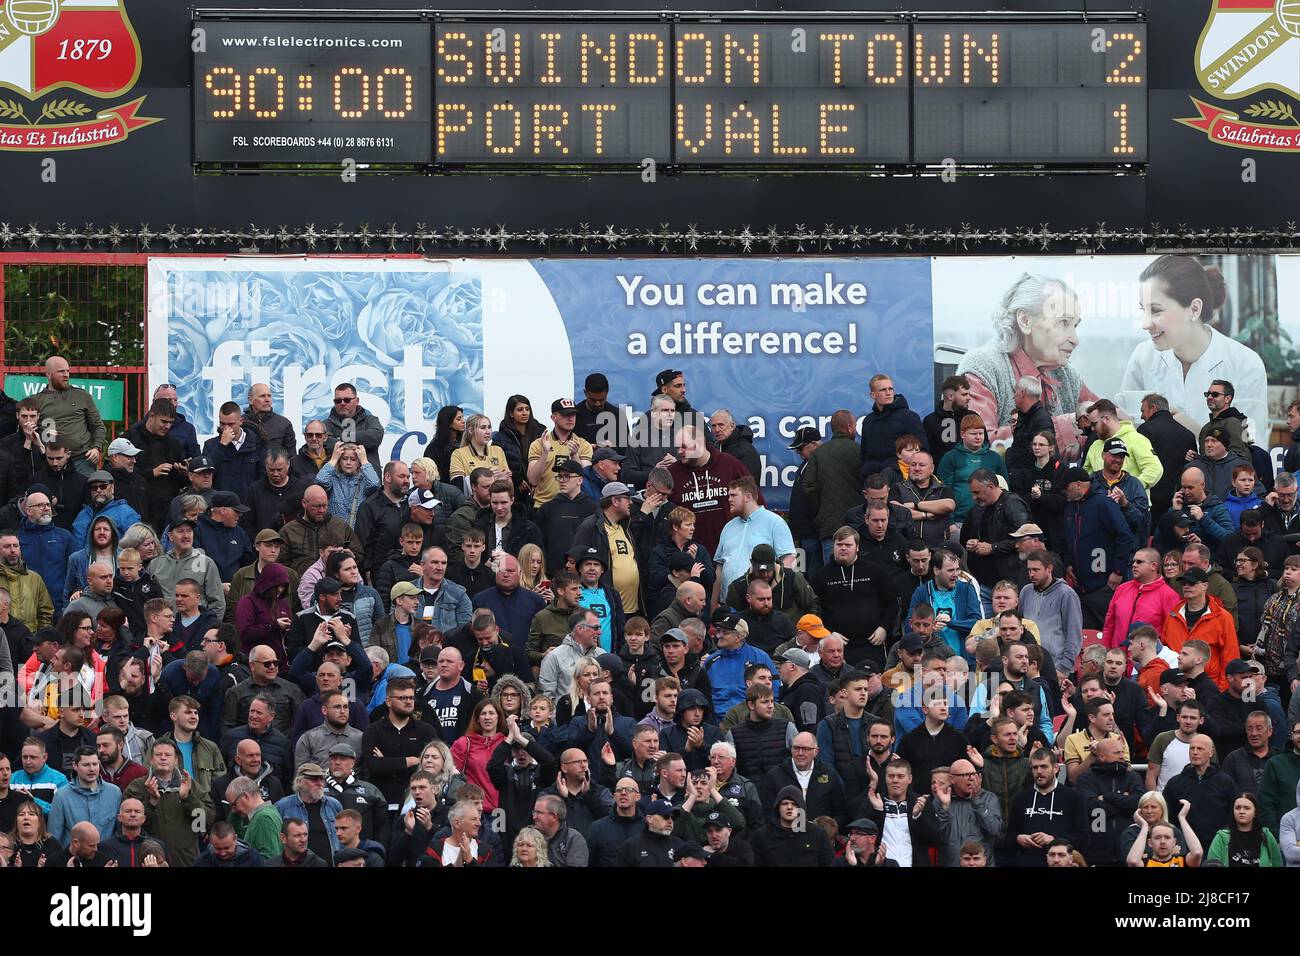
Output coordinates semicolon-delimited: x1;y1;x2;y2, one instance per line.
3;374;125;421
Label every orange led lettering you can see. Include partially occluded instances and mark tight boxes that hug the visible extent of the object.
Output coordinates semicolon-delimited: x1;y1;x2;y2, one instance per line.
533;103;569;154
723;33;761;86
437;32;473;84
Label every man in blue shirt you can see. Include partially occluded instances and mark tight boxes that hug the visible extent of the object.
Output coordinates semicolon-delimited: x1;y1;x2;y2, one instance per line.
713;476;796;608
699;608;779;719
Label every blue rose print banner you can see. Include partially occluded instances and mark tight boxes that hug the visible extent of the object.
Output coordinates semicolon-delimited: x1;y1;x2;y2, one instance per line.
148;257;934;509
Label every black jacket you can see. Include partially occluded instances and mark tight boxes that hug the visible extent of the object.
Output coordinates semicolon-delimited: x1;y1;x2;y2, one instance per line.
1137;409;1199;520
536;492;598;574
487;737;558;844
125;421;188;531
474;506;544;560
751;785;835;866
719;425;761;479
360;714;439;805
0;430;41;504
245;475;308;535
1005;401;1053;478
1075;761;1145;865
617;827;688;867
759;758;848;825
586;809;646;867
108;464;149;522
960;490;1033;588
32;463;87;531
354;489;408;576
1161;763;1238;849
853;787;941;866
740;608;795;657
781;671;828;735
859;395;926;481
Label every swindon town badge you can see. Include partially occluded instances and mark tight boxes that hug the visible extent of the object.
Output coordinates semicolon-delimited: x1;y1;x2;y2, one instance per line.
0;0;158;150
1178;0;1300;151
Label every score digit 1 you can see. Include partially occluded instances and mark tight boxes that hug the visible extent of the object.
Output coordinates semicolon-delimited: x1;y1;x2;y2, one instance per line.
1111;103;1134;156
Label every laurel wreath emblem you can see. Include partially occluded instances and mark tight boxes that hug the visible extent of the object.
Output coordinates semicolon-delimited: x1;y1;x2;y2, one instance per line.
1242;99;1300;126
0;97;97;126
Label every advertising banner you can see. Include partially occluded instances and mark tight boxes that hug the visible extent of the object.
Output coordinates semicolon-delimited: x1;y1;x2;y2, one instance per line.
148;253;1299;510
147;256;933;509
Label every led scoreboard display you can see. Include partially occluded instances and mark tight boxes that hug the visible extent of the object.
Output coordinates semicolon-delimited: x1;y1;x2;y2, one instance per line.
191;13;1147;167
193;20;433;163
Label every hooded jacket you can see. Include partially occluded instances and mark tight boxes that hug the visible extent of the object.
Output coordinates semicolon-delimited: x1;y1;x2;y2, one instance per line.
17;517;73;609
936;443;1009;524
1162;596;1241;691
723;567;819;626
70;498;141;550
658;688;728;772
0;558;53;631
751;785;835;866
233;562;293;661
859;395;926;481
1063;488;1137;593
979;745;1031;822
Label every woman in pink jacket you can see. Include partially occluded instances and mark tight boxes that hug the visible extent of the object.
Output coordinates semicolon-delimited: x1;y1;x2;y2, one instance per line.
450;698;506;812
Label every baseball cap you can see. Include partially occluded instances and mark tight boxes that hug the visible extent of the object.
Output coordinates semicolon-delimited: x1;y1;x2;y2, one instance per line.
390;580;421;601
660;627;688;645
576;546;607;568
711;608;744;632
677;842;708;861
328;743;357;760
407;488;439;510
334;848;368;866
1173;514;1194;529
788;426;822;450
1102;438;1129;457
702;810;732;830
1205;425;1228;443
596;653;625;675
775;647;812;669
1009;523;1046;539
419;646;441;664
254;528;283;545
1175;567;1210;585
314;576;343;596
899;633;926;653
854;661;880;677
584;372;610;392
847;818;880;835
323;640;347;654
655;369;683;388
106;437;141;457
86;470;114;485
188;455;215;472
750;544;777;570
1224;659;1253;676
645;799;677;817
211;490;250;513
796;614;832;639
1061;466;1091;484
600;481;632;499
551;398;577;415
552;459;584;477
593;447;626;464
1159;668;1187;687
170;517;197;530
298;763;328;779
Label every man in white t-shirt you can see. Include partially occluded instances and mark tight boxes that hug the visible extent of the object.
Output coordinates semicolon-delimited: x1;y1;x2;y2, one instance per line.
1145;696;1205;792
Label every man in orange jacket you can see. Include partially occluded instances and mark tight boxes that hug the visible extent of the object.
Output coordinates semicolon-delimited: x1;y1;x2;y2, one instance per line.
1161;567;1239;691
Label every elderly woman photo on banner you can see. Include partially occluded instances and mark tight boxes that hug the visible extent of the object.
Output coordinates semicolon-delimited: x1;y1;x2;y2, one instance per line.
953;272;1099;456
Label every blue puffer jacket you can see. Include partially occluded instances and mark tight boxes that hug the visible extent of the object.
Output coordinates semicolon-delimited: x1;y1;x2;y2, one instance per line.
342;582;384;648
700;643;780;717
70;499;141;549
276;793;343;853
17;518;74;610
1063;489;1137;593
